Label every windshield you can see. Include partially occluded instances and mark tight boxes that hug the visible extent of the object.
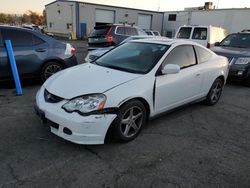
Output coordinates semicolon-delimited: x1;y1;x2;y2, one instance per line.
220;33;250;48
95;42;170;74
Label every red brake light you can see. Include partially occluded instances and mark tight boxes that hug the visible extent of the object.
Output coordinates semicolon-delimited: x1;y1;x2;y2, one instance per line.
71;47;76;55
106;27;113;43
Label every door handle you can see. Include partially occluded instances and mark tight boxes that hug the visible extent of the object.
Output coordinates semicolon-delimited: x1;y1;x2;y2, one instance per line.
35;48;46;52
195;73;201;77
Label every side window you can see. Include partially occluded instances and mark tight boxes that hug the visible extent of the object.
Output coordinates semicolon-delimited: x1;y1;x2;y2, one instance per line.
125;28;137;36
194;46;212;63
32;34;45;45
192;28;207;40
162;45;196;69
137;28;146;35
177;27;192;39
1;29;33;47
116;27;125;35
0;30;3;47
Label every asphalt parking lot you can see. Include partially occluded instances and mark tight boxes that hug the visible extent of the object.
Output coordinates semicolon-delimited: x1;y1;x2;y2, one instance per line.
0;39;250;188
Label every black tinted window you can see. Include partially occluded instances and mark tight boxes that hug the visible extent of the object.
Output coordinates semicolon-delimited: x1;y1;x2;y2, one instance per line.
220;33;250;48
153;31;160;36
163;45;196;69
146;31;153;35
33;34;44;45
0;31;3;46
194;46;212;63
1;29;33;46
177;27;192;39
192;28;207;40
91;26;111;36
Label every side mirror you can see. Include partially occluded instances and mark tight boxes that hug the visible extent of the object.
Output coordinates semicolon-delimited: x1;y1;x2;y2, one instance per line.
162;64;180;75
214;42;220;46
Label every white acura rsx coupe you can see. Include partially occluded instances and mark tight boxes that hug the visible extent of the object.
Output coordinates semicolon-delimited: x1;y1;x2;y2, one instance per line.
35;39;229;145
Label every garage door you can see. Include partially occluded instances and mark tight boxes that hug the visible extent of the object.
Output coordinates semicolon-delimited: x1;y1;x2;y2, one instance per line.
95;9;115;24
138;14;152;30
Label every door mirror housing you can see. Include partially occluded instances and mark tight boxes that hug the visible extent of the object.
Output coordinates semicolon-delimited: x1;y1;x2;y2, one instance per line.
214;42;220;46
162;64;180;75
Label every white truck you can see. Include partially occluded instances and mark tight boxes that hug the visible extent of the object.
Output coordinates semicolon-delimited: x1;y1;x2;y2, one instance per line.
175;25;227;48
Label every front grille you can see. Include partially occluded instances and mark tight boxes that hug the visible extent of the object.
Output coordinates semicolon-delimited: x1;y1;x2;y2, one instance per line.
44;89;63;103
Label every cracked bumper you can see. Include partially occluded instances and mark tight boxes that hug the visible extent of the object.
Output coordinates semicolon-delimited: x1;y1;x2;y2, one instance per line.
35;87;117;145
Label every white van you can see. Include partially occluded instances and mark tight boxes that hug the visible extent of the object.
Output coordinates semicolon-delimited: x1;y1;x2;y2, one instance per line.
175;25;227;48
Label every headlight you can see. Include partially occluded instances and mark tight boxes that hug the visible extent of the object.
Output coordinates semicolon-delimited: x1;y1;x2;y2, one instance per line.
234;57;250;65
62;94;106;114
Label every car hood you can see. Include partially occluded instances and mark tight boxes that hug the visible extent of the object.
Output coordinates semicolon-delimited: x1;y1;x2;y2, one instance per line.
44;63;141;99
211;46;250;58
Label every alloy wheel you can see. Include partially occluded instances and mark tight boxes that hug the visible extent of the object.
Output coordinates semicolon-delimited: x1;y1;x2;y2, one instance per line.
43;64;62;80
120;106;143;138
210;81;222;103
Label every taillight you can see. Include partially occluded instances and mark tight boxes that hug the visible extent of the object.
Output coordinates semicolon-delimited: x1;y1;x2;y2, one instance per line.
107;36;113;43
65;43;76;55
106;27;113;43
207;43;211;48
71;47;76;55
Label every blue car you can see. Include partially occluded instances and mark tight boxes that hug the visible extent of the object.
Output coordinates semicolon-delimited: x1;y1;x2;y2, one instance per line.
212;31;250;86
0;26;77;81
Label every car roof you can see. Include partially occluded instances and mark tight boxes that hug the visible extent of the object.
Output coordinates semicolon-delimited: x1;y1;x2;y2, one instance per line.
95;24;136;28
0;25;58;43
129;38;203;46
0;25;35;31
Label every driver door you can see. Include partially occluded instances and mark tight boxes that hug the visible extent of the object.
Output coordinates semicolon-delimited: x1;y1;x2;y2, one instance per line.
154;45;203;114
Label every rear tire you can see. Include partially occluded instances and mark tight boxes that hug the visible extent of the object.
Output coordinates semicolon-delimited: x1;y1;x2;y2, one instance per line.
205;78;223;106
112;100;147;143
41;62;63;82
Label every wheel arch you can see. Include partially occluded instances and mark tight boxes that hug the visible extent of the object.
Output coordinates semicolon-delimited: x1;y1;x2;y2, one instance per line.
104;97;151;143
117;97;151;120
41;58;66;70
217;75;225;85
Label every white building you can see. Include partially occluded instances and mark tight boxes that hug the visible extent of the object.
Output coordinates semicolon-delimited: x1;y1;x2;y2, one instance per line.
45;0;164;38
163;8;250;38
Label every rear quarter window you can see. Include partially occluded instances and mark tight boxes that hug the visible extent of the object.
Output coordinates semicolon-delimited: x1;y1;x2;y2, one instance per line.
32;34;45;45
177;27;192;39
194;45;212;63
125;27;137;36
1;29;33;47
192;28;207;40
116;27;125;35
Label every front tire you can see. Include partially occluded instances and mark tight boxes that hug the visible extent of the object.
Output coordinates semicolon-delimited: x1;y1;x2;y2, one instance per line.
112;100;147;143
41;62;63;82
205;78;223;106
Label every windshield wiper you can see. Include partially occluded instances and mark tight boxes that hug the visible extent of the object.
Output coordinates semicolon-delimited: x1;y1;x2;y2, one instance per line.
103;65;130;72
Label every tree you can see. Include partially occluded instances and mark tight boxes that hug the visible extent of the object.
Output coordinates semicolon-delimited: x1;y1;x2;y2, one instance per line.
0;10;45;25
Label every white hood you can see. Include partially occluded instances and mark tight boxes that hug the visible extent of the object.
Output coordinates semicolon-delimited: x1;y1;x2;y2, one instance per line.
44;63;141;99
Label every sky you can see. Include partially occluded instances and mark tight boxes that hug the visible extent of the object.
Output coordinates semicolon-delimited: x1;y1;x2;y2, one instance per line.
1;0;250;14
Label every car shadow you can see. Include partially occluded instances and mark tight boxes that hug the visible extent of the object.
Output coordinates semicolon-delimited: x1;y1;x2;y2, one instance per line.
0;79;42;90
